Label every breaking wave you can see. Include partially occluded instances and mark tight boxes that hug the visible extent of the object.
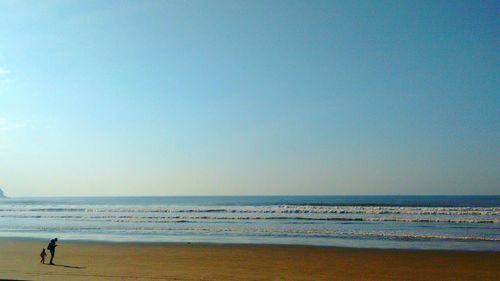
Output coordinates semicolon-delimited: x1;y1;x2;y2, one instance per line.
1;205;499;216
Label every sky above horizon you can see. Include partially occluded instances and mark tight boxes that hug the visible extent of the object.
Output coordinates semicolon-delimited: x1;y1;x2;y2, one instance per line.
0;1;498;196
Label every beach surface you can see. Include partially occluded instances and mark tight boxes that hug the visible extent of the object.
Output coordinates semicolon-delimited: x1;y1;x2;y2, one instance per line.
0;238;499;281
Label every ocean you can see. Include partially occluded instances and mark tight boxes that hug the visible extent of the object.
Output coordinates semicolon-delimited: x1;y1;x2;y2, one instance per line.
0;196;498;251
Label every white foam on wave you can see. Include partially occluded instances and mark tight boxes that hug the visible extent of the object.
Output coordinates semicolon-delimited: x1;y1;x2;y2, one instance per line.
1;204;499;216
1;213;499;224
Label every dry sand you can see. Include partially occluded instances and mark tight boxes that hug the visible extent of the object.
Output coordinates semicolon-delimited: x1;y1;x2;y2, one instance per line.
0;238;499;281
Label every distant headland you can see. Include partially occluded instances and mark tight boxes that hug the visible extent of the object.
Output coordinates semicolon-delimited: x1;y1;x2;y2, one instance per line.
0;188;6;198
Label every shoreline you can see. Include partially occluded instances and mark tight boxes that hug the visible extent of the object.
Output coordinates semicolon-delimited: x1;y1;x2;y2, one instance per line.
2;196;498;252
1;236;499;252
1;238;499;280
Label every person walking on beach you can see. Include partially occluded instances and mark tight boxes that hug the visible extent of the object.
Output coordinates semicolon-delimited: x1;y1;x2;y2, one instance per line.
40;248;47;264
47;238;58;265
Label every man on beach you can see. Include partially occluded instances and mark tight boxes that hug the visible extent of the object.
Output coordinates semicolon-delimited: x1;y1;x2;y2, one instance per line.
47;238;58;265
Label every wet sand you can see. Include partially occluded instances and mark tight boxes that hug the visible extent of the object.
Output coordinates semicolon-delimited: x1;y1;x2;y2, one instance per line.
0;238;499;281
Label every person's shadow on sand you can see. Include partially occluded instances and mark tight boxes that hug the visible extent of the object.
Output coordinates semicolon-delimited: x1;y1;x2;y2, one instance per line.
45;263;86;269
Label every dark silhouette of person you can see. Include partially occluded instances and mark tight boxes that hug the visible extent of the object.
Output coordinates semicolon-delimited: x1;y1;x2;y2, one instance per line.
47;238;58;265
40;248;47;264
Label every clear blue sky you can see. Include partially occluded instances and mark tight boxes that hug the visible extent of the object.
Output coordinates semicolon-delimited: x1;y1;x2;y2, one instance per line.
0;0;498;196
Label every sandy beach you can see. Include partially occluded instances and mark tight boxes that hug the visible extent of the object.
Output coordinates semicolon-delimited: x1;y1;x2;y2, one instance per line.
0;238;498;281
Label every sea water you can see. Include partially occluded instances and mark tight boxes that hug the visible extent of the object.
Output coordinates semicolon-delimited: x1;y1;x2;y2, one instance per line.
0;196;498;250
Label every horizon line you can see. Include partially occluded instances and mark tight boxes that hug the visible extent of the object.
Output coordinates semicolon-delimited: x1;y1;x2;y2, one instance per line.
2;194;500;198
